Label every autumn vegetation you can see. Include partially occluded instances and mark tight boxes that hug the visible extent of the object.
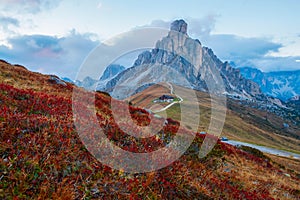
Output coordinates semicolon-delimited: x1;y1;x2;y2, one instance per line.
0;60;300;199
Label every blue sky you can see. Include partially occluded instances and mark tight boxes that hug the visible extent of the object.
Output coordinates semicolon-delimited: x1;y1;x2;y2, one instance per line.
0;0;300;79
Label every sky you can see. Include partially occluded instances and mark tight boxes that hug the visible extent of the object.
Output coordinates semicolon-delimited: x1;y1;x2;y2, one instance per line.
0;0;300;79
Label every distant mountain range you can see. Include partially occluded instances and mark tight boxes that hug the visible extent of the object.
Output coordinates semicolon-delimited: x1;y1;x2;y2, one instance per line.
74;64;126;90
239;67;300;101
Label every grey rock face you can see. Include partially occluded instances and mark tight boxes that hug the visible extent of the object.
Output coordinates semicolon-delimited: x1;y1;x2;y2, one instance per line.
100;64;125;81
170;19;188;34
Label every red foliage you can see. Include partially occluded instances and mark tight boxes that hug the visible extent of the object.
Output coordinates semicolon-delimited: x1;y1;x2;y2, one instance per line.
0;80;296;199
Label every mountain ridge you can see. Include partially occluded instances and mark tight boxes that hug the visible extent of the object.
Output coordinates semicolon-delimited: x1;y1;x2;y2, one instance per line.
239;67;300;101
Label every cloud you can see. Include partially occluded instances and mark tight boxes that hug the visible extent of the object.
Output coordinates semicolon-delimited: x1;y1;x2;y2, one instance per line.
142;15;218;37
0;15;20;46
0;16;20;30
97;2;102;9
0;0;61;13
145;19;170;29
187;15;218;37
0;30;99;79
249;56;300;72
203;34;282;59
203;34;300;71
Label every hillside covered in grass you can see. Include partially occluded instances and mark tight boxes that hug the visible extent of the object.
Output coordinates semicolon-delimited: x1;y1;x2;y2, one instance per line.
0;60;300;199
129;82;300;154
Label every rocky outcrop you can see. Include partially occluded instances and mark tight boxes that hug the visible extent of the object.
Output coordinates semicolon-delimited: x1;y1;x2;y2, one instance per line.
48;75;67;86
170;19;188;34
219;62;262;98
286;96;300;115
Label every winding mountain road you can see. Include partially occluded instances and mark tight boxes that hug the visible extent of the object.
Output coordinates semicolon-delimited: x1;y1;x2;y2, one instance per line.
152;82;183;113
222;140;300;160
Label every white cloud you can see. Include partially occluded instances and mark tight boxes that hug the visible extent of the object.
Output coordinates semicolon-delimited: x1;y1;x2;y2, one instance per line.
141;16;218;37
0;15;20;47
97;2;102;9
0;16;19;29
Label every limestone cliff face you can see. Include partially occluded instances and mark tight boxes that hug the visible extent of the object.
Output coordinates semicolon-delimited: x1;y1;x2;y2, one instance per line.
104;19;264;100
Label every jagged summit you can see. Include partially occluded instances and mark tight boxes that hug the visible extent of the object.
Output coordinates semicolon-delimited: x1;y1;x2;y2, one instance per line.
170;19;188;34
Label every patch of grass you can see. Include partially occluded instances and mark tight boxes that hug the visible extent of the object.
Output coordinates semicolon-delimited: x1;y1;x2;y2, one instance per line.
238;145;270;161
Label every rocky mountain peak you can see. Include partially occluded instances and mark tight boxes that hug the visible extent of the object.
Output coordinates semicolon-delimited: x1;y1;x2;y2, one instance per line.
170;19;187;34
102;19;265;101
100;64;125;81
